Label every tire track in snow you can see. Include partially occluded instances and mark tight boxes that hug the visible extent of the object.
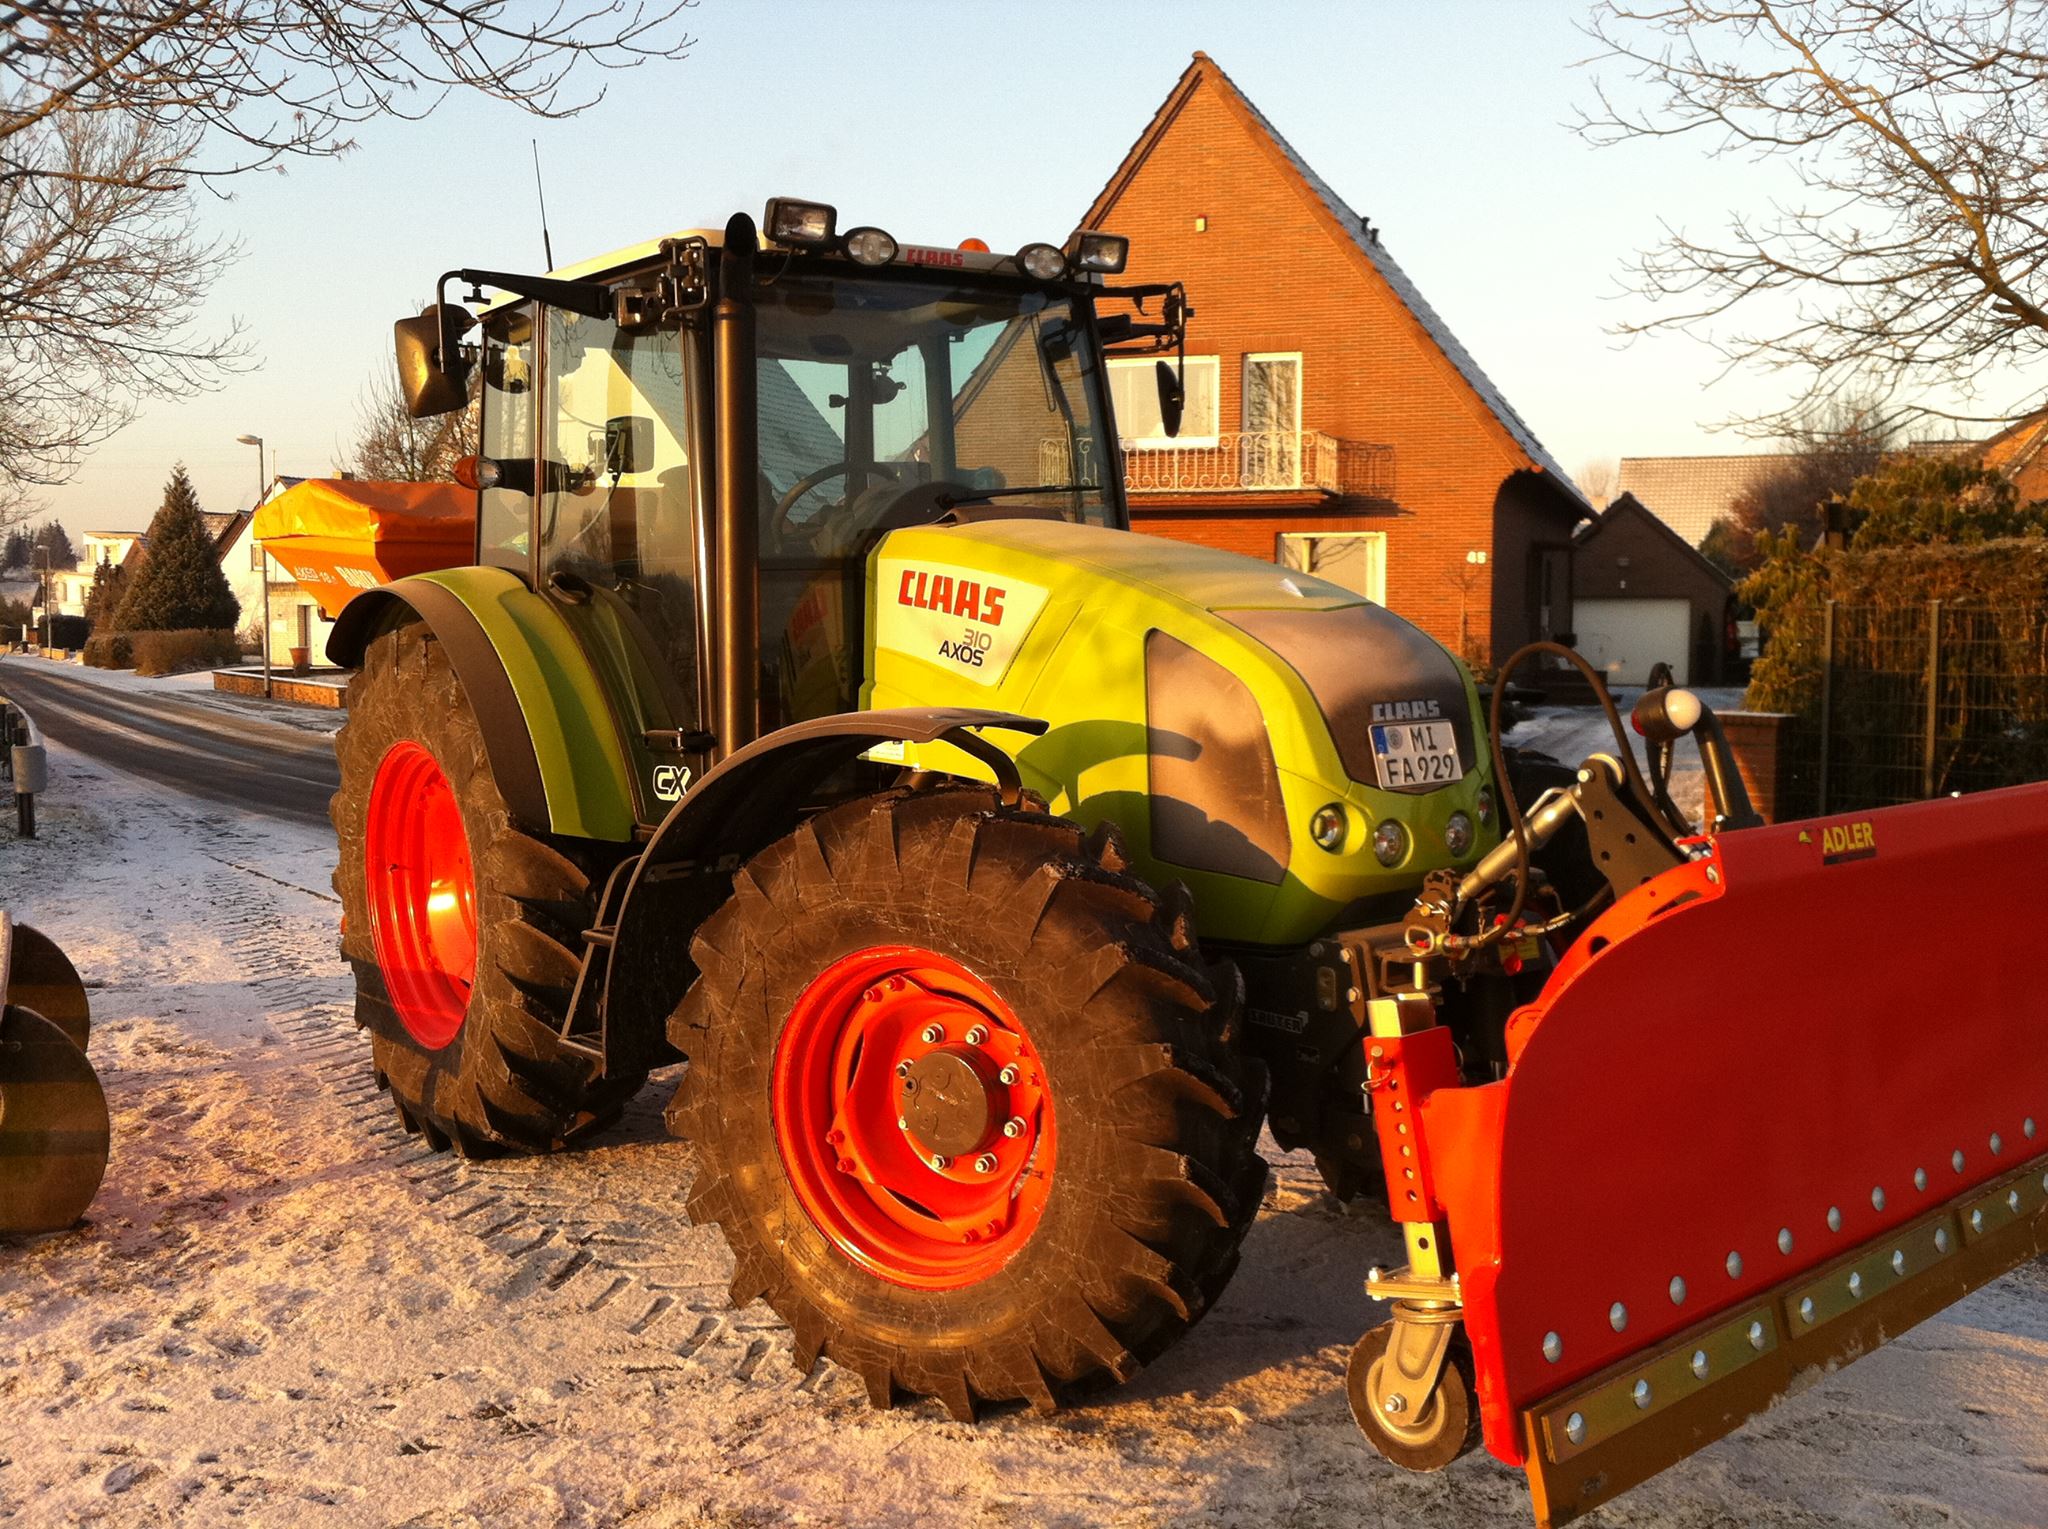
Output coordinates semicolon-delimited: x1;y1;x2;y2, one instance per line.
200;861;845;1403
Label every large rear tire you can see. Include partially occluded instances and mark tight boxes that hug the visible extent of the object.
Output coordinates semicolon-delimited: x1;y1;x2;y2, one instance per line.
332;622;644;1155
667;785;1268;1418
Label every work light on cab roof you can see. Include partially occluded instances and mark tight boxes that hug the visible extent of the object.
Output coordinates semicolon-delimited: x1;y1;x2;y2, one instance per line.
761;194;1128;281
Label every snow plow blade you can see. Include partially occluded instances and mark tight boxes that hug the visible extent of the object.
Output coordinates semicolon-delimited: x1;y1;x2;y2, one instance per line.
1423;785;2048;1526
0;913;109;1235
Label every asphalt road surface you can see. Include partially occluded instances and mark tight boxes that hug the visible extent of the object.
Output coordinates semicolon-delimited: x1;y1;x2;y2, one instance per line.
0;658;340;825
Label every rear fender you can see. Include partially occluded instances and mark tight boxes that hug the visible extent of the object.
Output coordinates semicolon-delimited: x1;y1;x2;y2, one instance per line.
328;570;635;842
599;708;1046;1074
1421;785;2048;1522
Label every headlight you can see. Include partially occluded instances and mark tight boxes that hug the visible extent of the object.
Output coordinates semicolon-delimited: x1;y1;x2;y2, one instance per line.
1309;803;1347;853
1065;229;1130;274
1017;242;1068;281
1372;819;1409;868
1444;812;1475;858
842;227;897;266
1475;785;1495;826
762;197;837;246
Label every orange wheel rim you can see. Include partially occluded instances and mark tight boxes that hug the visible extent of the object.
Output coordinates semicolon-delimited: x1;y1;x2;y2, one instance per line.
771;946;1055;1290
364;740;477;1050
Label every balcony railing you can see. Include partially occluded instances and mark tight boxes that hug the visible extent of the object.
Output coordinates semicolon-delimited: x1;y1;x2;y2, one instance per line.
1041;430;1394;498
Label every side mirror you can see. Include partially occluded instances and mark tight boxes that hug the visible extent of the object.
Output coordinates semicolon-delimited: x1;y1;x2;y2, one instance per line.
394;303;477;419
1155;359;1185;440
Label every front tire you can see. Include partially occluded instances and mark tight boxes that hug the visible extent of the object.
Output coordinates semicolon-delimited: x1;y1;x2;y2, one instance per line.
667;785;1269;1418
332;622;644;1155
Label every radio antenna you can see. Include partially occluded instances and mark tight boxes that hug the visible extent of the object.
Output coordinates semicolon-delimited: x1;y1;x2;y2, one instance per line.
531;139;556;270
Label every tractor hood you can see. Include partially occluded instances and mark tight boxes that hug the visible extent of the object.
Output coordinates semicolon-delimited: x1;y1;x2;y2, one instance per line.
862;517;1492;947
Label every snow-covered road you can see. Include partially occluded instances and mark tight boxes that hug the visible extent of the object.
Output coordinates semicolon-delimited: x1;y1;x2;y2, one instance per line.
2;707;2046;1527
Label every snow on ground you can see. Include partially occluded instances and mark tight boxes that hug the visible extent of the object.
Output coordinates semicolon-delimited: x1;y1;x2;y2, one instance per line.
9;653;346;737
2;717;2047;1527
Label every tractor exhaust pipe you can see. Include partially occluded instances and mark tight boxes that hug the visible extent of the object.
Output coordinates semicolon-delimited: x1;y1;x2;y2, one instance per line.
712;212;760;760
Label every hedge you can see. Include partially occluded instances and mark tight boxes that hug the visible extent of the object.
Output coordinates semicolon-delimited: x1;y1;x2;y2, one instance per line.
132;628;240;676
83;632;134;669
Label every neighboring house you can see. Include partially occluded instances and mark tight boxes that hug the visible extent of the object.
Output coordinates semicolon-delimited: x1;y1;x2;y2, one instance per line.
218;477;328;660
1081;52;1589;664
1612;455;1793;550
1976;415;2048;502
1571;492;1735;686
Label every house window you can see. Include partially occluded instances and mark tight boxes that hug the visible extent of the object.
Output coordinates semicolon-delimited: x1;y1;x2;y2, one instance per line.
250;536;266;572
1107;355;1219;447
1277;531;1386;606
1242;353;1303;486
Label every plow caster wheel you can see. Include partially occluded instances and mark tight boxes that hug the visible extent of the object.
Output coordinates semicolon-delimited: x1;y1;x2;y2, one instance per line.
1346;1320;1480;1472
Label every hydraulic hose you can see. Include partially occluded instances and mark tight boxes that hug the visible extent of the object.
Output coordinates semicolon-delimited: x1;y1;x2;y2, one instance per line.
1475;642;1658;950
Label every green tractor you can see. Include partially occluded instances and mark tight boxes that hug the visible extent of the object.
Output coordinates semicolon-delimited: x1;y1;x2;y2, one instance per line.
325;201;2032;1526
338;197;1491;1411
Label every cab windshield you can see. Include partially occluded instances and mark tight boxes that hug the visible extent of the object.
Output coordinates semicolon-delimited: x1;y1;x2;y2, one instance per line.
757;271;1117;541
755;270;1118;725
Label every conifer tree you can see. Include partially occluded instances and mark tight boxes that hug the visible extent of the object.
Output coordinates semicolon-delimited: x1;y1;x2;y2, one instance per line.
30;520;77;568
0;529;28;570
83;560;126;628
111;465;239;632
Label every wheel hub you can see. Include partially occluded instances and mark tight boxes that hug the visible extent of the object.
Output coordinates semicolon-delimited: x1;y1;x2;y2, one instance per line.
771;946;1056;1290
901;1046;1005;1159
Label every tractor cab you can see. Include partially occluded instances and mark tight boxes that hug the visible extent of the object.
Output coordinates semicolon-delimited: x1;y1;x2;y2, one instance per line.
399;203;1185;822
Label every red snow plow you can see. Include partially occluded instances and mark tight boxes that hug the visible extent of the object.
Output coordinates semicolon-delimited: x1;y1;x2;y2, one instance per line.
1344;656;2048;1524
0;913;108;1235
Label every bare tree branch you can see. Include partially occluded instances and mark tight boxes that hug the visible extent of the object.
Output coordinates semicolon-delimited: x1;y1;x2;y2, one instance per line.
0;1;696;488
1580;1;2048;436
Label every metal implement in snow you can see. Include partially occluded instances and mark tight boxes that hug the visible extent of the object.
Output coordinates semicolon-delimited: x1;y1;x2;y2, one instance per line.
0;913;109;1235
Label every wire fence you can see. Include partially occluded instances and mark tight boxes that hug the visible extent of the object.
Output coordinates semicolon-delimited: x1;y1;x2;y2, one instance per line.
1796;601;2048;813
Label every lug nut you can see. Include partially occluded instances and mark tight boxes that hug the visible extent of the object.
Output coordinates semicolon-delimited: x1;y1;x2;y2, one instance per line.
1002;1117;1026;1139
929;1154;949;1170
825;1129;845;1145
975;1153;999;1173
998;1065;1020;1085
1382;1393;1407;1416
921;1024;944;1044
896;1116;910;1130
965;1025;989;1045
895;1061;912;1078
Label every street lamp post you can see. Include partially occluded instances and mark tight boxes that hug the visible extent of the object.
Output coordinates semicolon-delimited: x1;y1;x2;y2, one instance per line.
32;545;49;649
236;433;270;698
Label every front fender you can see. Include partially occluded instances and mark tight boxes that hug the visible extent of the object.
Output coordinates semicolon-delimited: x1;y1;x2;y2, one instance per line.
600;708;1046;1072
328;569;636;842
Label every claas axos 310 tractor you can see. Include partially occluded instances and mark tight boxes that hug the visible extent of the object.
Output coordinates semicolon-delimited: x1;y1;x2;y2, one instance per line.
315;200;2048;1525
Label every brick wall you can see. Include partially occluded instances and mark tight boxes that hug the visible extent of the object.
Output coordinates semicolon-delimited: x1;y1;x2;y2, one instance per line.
1089;64;1581;663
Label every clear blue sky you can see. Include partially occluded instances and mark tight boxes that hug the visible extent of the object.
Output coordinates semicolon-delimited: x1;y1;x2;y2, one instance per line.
36;0;1803;534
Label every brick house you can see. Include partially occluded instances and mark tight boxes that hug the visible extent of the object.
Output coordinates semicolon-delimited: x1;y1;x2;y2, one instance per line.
1082;53;1588;665
1571;492;1735;686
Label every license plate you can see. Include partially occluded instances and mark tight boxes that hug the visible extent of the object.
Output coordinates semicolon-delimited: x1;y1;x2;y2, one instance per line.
1370;720;1463;791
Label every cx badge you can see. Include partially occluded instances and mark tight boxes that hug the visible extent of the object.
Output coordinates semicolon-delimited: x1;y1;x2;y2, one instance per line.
652;764;692;803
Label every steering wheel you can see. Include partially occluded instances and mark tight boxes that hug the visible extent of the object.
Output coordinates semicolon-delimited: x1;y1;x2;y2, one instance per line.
773;460;904;535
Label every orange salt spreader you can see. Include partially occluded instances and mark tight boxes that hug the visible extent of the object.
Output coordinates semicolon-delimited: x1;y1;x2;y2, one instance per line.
251;478;476;618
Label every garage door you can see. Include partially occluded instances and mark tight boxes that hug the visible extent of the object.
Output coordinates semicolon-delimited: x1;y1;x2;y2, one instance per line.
1572;599;1691;686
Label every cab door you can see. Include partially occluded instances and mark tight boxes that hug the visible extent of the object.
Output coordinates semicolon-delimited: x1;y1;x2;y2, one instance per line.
534;304;709;823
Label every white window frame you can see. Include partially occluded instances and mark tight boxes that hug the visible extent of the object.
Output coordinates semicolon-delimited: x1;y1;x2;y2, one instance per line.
1276;530;1387;606
1241;351;1303;436
1107;354;1220;449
